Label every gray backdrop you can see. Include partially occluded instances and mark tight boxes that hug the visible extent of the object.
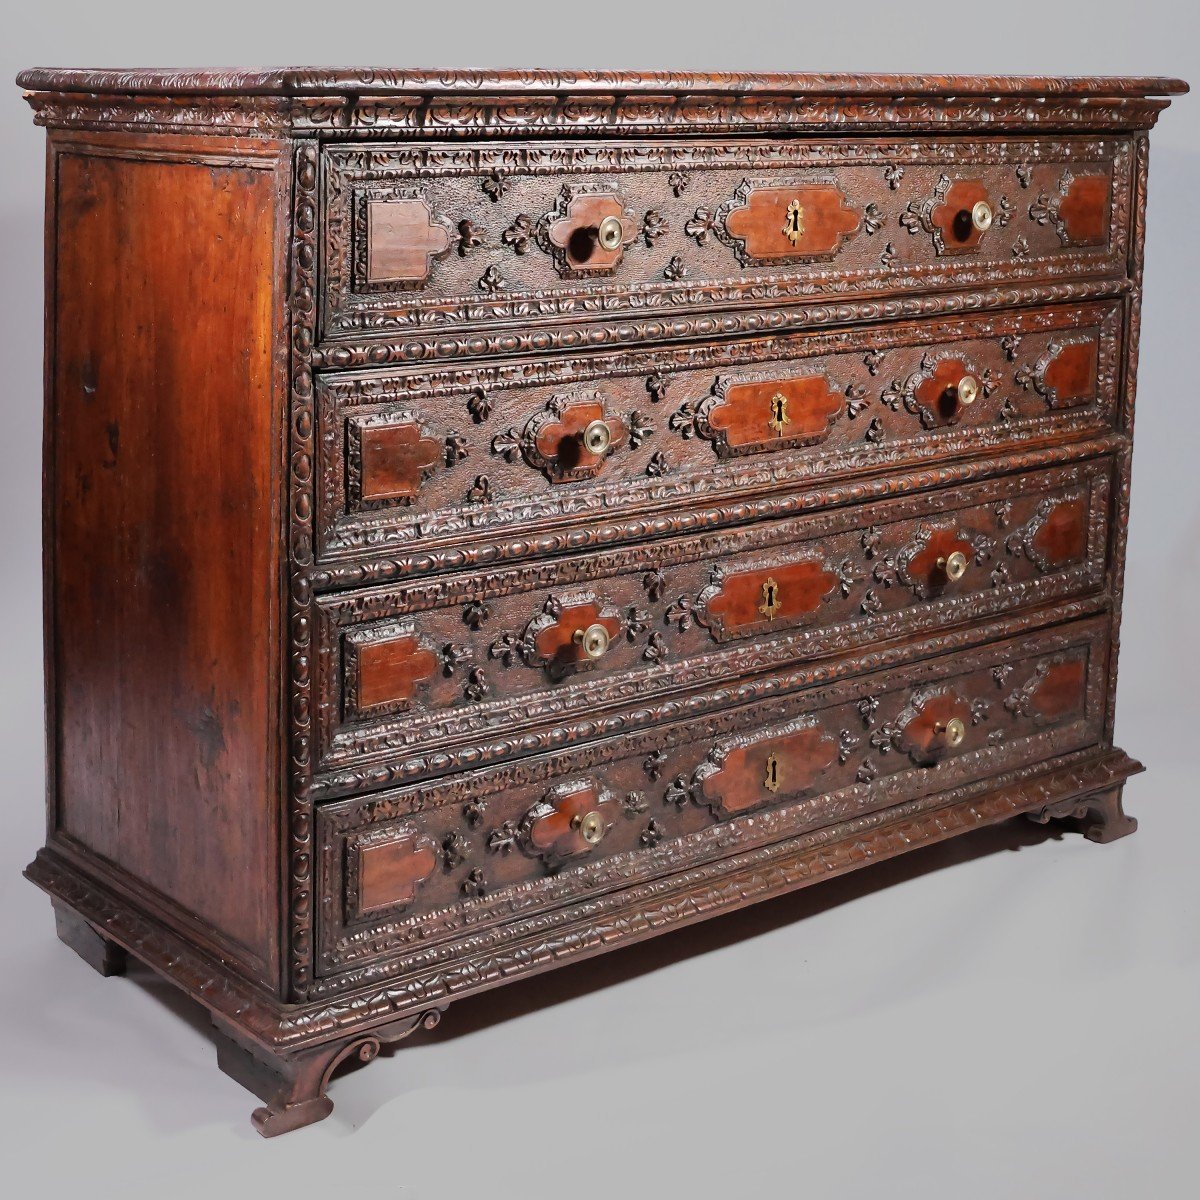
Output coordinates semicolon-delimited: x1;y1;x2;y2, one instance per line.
1;4;1196;1195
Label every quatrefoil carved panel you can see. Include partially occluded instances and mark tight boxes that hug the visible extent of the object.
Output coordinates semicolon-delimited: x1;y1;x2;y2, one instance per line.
492;392;629;483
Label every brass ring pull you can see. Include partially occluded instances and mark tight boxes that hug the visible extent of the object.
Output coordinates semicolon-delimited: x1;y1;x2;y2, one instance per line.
571;810;606;845
937;550;969;581
957;375;979;406
596;215;624;252
971;200;994;232
573;623;611;659
935;716;967;747
582;419;612;455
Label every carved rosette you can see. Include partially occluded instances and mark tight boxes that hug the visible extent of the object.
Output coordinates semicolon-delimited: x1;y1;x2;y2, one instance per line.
892;686;974;765
492;392;629;483
488;593;624;679
519;781;622;867
690;717;839;816
900;175;1008;255
714;177;861;267
536;185;638;277
357;187;455;290
1029;171;1111;246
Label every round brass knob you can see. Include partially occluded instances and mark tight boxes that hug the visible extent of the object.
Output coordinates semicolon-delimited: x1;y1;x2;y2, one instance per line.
573;623;611;659
582;419;612;455
597;215;624;252
971;200;994;233
938;550;969;582
957;375;979;406
571;811;606;845
937;716;967;747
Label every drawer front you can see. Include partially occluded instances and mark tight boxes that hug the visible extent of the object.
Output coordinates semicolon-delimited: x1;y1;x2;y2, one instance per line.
314;459;1111;786
315;616;1110;977
320;136;1132;347
316;301;1121;568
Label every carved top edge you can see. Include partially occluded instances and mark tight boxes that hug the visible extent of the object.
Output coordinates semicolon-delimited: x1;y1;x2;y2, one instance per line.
16;67;1189;99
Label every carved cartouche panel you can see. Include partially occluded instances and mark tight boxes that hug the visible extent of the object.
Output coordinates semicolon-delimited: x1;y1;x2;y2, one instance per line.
364;195;454;287
346;826;439;920
698;559;840;640
537;187;639;276
695;372;843;456
492;392;630;484
895;525;979;600
1016;338;1098;409
893;686;975;765
519;781;622;867
348;413;443;508
1006;493;1088;572
489;593;625;679
1030;172;1112;246
691;718;839;815
903;177;1007;255
717;180;861;265
343;626;440;721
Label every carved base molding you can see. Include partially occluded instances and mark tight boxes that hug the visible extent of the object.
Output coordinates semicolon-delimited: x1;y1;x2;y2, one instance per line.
27;745;1142;1133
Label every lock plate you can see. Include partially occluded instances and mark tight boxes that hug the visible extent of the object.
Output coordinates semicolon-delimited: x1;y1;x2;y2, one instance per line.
783;198;806;246
763;752;783;793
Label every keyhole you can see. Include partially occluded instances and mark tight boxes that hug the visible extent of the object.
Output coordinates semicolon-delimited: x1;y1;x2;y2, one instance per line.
768;392;789;435
759;576;782;619
764;753;782;793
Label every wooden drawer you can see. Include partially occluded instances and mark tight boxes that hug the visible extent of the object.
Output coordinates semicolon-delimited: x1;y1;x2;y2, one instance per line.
315;301;1121;573
314;614;1111;978
313;459;1111;792
319;136;1132;350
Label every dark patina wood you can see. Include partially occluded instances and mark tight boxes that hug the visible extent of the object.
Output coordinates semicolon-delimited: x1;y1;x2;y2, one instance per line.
18;68;1184;1137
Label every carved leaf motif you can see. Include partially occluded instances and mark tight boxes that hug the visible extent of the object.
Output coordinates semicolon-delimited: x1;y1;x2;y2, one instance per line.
642;210;669;246
668;171;690;197
465;475;491;504
478;264;506;293
467;389;492;423
628;411;655;448
664;255;688;281
457;218;485;255
482;170;505;201
442;832;469;869
883;164;904;190
863;202;884;235
685;207;717;246
502;213;536;254
487;821;518;854
444;434;469;465
646;373;670;403
646;450;670;477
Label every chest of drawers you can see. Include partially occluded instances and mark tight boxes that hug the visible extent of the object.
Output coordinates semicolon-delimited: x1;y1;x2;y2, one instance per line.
19;68;1185;1136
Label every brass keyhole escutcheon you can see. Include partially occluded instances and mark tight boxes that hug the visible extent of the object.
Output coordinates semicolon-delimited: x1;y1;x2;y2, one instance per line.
768;391;789;435
937;550;969;582
758;576;782;620
571;810;606;845
764;752;782;793
597;215;623;252
936;717;967;747
783;198;806;246
573;623;611;659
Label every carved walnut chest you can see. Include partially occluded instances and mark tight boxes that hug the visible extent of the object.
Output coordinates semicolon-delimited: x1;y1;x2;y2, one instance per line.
18;68;1186;1135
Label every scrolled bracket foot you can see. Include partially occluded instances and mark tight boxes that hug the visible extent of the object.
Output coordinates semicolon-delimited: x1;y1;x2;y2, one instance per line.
1026;784;1138;844
214;1007;446;1137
